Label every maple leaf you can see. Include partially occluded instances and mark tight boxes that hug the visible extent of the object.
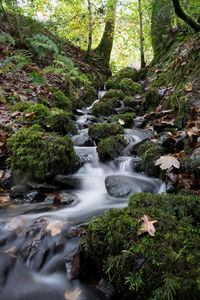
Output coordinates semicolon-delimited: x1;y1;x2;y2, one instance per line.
46;220;64;237
185;82;193;92
65;289;81;300
138;215;158;237
155;155;180;170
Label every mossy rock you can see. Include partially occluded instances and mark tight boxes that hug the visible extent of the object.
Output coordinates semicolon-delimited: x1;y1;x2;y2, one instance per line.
92;98;119;117
22;104;51;127
7;125;77;181
88;123;124;142
143;88;162;111
53;90;72;111
85;193;200;299
137;142;165;177
46;111;77;135
102;89;126;101
108;112;136;128
123;96;140;109
105;67;138;90
180;157;200;179
97;135;127;161
119;79;142;96
79;85;97;106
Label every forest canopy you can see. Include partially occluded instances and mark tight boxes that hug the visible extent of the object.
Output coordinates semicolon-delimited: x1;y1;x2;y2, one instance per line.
0;0;200;69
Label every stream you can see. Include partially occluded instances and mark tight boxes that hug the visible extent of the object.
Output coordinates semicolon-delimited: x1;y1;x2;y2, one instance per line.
0;91;165;300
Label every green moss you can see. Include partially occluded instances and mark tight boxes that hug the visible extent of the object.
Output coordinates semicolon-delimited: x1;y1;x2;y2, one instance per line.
92;98;119;117
180;157;200;179
123;96;139;108
10;101;33;112
105;78;119;90
53;90;72;111
119;79;142;96
88;123;124;142
144;88;162;111
108;112;136;128
7;125;77;181
79;85;97;106
46;111;77;135
102;89;126;101
97;135;127;161
85;193;200;299
105;68;138;90
137;142;165;177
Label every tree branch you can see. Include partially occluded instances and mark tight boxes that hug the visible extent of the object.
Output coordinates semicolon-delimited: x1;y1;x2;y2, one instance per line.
171;0;200;31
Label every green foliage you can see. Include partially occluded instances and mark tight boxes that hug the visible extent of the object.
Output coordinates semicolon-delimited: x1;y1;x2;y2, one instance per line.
7;125;77;181
0;32;15;46
29;70;46;85
108;112;136;128
88;123;124;142
85;193;200;299
2;49;32;73
97;135;127;161
144;88;162;112
9;101;32;112
26;34;58;57
53;90;72;110
123;96;139;108
43;53;75;75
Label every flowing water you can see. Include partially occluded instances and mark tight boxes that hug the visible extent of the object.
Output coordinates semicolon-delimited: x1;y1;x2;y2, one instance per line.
0;92;165;299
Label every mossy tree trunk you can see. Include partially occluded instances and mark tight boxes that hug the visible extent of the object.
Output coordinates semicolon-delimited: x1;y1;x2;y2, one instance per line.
94;0;118;68
171;0;200;31
138;0;145;68
85;0;93;60
151;0;173;59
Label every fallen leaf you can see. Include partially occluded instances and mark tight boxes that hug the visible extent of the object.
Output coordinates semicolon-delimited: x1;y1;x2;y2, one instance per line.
155;155;180;170
187;126;199;137
46;220;64;236
118;119;125;125
138;215;158;237
65;289;81;300
185;82;193;92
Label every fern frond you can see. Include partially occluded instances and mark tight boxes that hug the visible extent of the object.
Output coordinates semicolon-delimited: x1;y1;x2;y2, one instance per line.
53;54;74;70
0;33;15;46
2;49;32;74
26;34;58;57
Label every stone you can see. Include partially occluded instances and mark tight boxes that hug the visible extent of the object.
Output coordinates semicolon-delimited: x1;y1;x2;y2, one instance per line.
105;175;160;197
59;192;78;206
97;278;115;299
10;184;29;199
24;191;46;203
53;175;82;189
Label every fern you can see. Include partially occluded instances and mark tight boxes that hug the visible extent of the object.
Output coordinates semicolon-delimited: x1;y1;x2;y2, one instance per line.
43;53;75;75
0;33;15;46
2;49;32;74
26;34;58;57
152;274;181;300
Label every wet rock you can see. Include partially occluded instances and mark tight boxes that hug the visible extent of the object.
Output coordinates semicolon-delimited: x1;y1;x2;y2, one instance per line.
174;134;188;152
153;123;175;133
76;109;85;116
160;136;176;152
53;175;82;189
105;175;159;197
97;278;115;299
134;116;146;128
59;192;78;206
24;182;59;193
24;191;46;203
0;170;15;189
70;251;80;279
114;107;135;114
10;184;29;199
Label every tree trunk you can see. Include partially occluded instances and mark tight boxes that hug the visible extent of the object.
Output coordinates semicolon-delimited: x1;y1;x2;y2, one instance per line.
94;0;118;68
151;0;173;58
85;0;93;60
171;0;200;31
138;0;145;68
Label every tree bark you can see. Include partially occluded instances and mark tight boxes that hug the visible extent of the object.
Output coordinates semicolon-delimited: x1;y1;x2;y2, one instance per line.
94;0;118;68
138;0;145;68
85;0;93;60
172;0;200;31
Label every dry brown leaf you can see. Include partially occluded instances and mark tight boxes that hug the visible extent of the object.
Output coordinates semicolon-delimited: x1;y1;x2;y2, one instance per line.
187;127;199;137
65;289;81;300
155;155;180;170
138;215;158;237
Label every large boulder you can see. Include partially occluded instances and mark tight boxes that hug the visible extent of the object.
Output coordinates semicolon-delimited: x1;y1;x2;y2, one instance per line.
105;175;161;197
